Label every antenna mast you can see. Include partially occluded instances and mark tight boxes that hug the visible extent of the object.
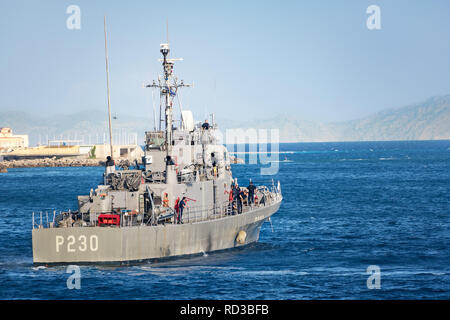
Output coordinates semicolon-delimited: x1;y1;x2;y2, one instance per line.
166;18;169;44
145;42;190;154
104;16;114;159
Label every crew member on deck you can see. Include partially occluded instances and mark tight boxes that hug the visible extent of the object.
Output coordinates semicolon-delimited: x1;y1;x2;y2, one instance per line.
247;180;256;206
232;183;240;202
178;197;187;224
166;156;175;165
243;189;249;207
202;120;210;130
232;184;239;215
174;196;180;223
105;156;115;174
237;187;245;214
211;152;217;177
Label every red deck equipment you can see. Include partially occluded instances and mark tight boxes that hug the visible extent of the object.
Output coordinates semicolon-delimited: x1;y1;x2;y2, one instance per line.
98;214;120;226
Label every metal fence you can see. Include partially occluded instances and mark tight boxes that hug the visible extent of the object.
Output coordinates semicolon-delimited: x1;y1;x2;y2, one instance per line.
32;182;282;229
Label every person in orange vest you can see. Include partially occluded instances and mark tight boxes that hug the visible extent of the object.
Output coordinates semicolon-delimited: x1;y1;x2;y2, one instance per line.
162;193;169;208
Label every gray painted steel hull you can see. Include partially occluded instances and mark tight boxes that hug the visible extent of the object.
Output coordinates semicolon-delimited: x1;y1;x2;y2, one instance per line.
32;200;281;264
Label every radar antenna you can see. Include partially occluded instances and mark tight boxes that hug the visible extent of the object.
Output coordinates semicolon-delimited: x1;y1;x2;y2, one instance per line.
145;42;191;154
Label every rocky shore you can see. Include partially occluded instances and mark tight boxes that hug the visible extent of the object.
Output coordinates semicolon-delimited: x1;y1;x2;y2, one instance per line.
0;157;105;170
0;156;244;172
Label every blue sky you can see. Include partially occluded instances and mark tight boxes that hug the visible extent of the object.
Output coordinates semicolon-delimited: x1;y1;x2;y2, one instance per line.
1;0;450;123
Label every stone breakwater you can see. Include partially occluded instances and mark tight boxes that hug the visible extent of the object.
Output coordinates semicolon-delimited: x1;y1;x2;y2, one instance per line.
0;156;244;171
0;157;105;170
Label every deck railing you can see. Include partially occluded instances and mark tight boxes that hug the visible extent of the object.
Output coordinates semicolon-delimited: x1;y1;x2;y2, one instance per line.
32;183;282;229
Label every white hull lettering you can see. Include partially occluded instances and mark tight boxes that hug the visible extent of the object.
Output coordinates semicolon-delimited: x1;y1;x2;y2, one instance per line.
55;235;99;253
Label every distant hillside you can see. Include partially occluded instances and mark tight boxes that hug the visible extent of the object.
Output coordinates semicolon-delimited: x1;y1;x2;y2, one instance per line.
217;115;334;142
0;109;153;146
328;95;450;141
1;95;449;145
219;95;450;142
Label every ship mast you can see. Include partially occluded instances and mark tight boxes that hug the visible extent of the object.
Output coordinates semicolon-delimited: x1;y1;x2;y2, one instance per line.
146;43;190;155
161;43;173;150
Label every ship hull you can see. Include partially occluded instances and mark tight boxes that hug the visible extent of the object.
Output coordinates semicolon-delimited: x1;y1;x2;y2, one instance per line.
32;199;281;264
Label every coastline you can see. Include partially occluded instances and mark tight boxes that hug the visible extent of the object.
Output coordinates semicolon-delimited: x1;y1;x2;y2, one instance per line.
0;155;245;170
0;157;105;170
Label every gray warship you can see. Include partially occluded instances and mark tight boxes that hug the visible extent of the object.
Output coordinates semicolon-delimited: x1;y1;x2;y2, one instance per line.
32;42;282;264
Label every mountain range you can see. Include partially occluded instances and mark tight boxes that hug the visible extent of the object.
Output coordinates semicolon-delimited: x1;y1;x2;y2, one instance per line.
1;95;449;146
218;95;450;142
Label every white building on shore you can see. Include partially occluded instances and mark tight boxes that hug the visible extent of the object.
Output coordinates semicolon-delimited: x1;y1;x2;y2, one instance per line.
0;128;29;152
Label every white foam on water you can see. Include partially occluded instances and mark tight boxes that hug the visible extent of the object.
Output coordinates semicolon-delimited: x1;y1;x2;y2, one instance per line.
229;151;296;155
32;266;47;271
230;270;308;276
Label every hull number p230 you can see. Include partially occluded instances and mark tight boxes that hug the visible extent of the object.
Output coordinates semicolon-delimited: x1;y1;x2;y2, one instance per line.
56;235;99;253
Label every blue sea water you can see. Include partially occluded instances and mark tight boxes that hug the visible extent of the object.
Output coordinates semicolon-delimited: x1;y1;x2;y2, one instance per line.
0;140;449;299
